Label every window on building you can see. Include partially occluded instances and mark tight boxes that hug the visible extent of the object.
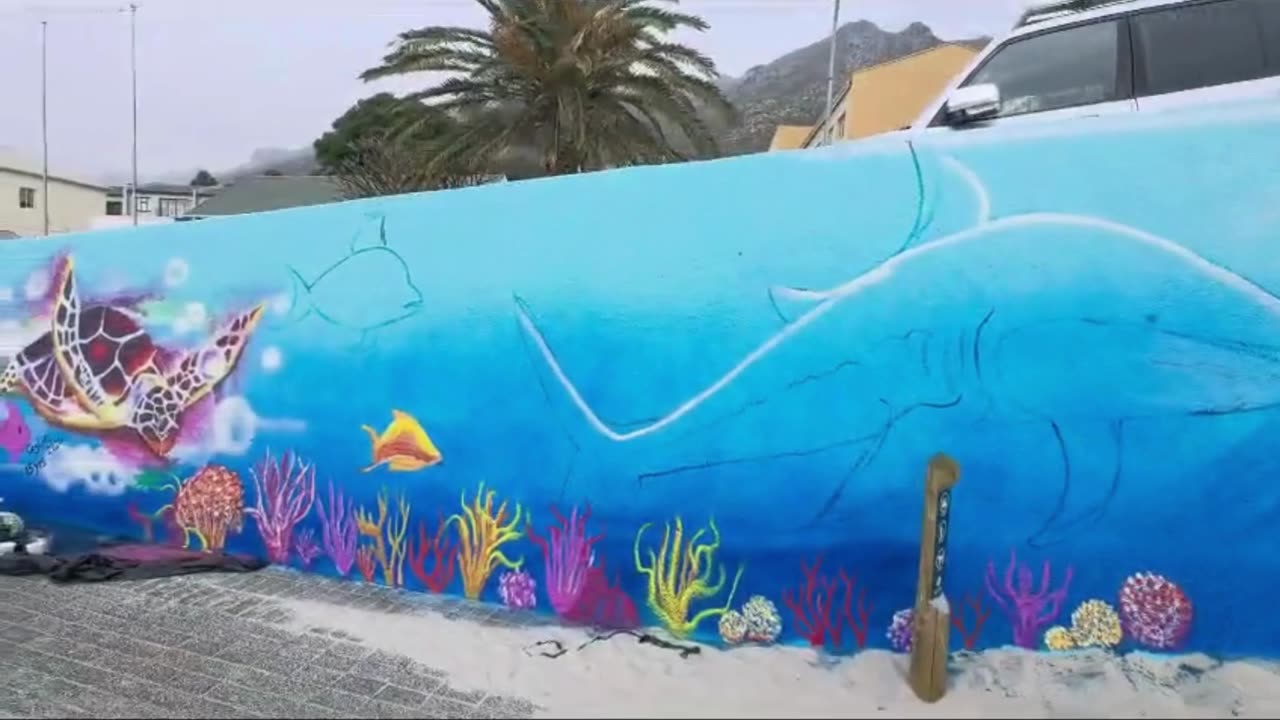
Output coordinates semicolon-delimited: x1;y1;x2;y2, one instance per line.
961;19;1124;118
1132;0;1270;97
18;187;36;209
136;196;151;212
157;198;189;217
106;200;123;216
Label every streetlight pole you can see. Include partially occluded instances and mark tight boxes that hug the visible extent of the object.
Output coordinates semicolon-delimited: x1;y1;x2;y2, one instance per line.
40;19;49;237
824;0;842;119
129;2;138;226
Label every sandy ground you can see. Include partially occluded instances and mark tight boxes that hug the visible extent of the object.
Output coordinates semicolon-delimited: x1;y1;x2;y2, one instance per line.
278;596;1280;719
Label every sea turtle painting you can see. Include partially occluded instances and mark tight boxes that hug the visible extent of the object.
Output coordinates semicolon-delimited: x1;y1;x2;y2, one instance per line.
0;257;265;459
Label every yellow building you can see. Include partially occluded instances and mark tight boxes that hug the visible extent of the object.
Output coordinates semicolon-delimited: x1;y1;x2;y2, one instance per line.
0;149;108;238
768;125;816;152
770;42;981;151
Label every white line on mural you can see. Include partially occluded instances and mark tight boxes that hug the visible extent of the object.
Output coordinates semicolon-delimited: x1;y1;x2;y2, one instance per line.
776;155;990;309
940;154;991;226
516;157;1280;443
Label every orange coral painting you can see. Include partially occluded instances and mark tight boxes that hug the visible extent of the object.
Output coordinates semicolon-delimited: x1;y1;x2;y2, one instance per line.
129;464;245;551
355;489;410;587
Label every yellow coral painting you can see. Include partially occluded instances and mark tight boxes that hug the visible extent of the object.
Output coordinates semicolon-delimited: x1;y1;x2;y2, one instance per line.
634;516;744;638
1069;599;1123;649
355;489;410;587
1043;599;1124;651
450;482;524;600
1044;626;1075;651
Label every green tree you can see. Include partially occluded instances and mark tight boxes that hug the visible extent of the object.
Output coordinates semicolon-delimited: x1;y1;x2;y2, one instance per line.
332;136;496;199
359;0;734;176
313;93;447;173
189;169;218;187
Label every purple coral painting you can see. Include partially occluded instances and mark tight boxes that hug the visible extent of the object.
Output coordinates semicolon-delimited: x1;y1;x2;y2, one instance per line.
985;550;1072;649
246;449;316;565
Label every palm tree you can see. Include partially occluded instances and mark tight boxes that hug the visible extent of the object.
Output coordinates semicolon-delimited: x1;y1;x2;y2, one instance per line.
360;0;735;176
332;136;497;199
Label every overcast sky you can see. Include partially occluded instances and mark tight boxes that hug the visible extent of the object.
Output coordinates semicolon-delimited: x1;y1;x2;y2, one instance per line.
0;0;1026;183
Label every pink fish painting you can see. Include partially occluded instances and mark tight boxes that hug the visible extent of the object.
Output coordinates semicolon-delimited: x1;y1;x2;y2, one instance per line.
0;400;31;461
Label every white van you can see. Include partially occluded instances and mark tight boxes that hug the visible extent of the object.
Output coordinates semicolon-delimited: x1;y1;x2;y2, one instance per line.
912;0;1280;132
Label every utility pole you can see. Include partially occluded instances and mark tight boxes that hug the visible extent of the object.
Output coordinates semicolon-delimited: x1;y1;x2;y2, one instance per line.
824;0;842;120
40;19;50;237
129;2;139;226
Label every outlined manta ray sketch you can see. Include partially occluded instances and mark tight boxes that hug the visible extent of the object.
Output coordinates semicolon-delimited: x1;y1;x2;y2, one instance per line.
514;151;1280;546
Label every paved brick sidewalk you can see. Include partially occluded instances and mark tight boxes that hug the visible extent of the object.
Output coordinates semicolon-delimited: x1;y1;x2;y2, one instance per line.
0;567;541;718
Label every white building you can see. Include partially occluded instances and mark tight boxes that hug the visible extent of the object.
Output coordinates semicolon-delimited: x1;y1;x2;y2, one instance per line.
0;148;108;238
105;182;218;222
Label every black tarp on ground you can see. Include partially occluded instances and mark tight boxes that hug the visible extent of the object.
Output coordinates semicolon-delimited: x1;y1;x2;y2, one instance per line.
0;542;267;582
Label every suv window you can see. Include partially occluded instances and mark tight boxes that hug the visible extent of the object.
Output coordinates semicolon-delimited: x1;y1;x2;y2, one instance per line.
1263;0;1280;67
1132;0;1272;96
955;19;1126;120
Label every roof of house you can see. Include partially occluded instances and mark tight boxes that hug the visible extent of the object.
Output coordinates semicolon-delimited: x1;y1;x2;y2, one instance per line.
769;125;814;152
0;147;107;191
107;182;219;198
0;230;20;239
185;175;344;217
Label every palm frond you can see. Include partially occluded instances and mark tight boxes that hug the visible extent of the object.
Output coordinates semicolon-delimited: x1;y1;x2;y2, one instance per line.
362;0;731;175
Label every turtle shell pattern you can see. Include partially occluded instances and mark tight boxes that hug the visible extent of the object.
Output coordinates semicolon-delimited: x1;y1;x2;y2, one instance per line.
62;305;159;406
4;332;79;420
5;310;157;428
50;260;160;417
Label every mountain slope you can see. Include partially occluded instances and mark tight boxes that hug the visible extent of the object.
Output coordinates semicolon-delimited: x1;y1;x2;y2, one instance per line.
220;147;318;181
719;20;989;154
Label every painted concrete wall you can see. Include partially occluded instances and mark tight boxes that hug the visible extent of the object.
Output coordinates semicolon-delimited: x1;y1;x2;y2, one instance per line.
1;102;1278;658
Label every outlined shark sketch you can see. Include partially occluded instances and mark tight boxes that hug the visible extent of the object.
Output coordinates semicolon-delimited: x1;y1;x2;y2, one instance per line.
286;213;424;348
514;150;1280;545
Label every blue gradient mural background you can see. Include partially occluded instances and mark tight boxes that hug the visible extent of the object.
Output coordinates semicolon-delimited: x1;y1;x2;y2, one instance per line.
1;101;1278;656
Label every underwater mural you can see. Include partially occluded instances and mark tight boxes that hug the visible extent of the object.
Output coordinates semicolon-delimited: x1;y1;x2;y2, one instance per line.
1;100;1279;659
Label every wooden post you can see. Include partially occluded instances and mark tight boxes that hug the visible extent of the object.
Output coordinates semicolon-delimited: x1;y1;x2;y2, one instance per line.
908;453;960;703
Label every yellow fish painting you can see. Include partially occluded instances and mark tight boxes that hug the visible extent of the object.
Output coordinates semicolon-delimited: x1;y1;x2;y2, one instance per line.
361;409;443;472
